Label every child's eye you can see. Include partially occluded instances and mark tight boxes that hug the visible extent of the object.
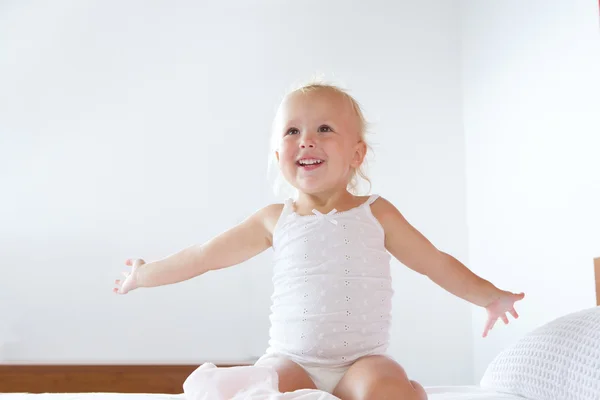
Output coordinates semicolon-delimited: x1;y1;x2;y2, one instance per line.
318;125;333;132
286;128;299;135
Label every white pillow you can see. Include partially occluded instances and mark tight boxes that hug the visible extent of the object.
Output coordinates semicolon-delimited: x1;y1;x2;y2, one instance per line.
480;306;600;400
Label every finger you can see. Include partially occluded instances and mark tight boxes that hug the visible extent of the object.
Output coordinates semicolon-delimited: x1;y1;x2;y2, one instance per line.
509;307;519;319
125;259;132;266
483;318;495;337
115;279;121;285
501;313;509;324
515;292;525;300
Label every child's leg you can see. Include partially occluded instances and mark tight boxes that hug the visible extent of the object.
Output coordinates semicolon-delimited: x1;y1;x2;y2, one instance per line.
332;355;427;400
255;354;317;393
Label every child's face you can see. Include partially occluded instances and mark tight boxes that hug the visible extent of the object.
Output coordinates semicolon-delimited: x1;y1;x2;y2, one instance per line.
274;89;366;195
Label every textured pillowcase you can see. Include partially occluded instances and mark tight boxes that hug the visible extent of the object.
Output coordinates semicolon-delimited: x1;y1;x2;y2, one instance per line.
480;306;600;400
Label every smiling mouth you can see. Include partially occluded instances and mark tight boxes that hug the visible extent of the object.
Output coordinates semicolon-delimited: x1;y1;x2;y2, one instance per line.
296;158;325;171
297;158;324;166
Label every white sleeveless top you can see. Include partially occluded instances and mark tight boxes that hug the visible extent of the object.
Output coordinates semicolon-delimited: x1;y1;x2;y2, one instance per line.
265;194;394;367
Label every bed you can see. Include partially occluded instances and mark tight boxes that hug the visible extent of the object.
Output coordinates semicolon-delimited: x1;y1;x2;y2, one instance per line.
0;386;527;399
2;257;599;400
0;387;532;400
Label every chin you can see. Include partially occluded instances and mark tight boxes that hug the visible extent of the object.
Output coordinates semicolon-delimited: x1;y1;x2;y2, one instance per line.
294;180;335;195
281;169;340;195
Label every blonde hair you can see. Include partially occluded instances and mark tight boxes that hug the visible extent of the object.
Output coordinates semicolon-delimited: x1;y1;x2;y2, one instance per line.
268;78;373;198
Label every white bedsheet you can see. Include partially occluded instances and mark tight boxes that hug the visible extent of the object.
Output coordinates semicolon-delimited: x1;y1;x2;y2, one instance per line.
0;396;182;400
427;386;524;399
0;386;524;400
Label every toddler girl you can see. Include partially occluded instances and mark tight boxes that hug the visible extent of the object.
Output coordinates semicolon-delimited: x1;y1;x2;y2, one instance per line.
114;81;524;400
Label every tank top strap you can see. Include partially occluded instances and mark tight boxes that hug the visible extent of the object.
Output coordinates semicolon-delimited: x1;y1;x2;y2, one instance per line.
282;198;295;215
364;194;380;206
273;198;295;237
361;194;384;235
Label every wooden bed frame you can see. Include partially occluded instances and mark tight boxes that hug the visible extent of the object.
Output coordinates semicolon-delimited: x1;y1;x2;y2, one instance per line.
595;257;600;308
0;362;250;394
2;259;599;394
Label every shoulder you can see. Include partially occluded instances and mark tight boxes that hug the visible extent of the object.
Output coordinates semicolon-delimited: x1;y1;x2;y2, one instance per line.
253;203;285;237
368;195;408;231
369;195;399;218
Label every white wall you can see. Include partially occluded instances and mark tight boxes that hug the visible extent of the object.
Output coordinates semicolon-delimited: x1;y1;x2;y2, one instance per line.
0;0;473;386
461;0;600;382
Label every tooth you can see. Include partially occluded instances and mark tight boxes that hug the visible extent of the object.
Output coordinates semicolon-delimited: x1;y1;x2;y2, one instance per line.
298;159;323;165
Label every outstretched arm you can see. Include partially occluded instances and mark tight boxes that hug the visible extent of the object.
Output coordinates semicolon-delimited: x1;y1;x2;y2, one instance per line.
114;203;282;293
372;197;524;336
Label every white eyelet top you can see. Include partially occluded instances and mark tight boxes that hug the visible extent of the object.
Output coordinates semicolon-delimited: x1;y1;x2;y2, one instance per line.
265;194;393;367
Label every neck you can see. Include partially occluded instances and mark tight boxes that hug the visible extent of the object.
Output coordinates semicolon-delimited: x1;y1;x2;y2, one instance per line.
294;187;355;214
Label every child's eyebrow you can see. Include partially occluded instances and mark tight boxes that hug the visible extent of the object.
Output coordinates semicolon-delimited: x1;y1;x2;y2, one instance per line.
281;118;300;127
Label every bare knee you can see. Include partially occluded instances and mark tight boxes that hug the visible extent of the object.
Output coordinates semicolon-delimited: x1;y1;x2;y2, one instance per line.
410;380;428;400
333;355;427;400
362;376;427;400
363;376;404;399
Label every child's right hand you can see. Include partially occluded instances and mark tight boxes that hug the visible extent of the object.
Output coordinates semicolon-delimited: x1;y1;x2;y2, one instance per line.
113;258;145;294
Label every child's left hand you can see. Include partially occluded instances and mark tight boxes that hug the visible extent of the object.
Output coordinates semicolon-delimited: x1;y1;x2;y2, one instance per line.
482;291;525;337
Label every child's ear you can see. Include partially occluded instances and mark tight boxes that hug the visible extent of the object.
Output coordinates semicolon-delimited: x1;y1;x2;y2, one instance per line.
351;141;367;167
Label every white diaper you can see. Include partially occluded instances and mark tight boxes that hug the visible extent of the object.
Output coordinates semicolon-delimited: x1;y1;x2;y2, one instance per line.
302;362;348;393
256;353;349;394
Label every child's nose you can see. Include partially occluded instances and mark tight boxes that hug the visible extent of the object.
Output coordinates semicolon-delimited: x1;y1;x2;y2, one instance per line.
300;141;315;148
300;134;316;148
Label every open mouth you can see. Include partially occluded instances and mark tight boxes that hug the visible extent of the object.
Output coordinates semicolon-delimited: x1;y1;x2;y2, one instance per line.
296;158;324;170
